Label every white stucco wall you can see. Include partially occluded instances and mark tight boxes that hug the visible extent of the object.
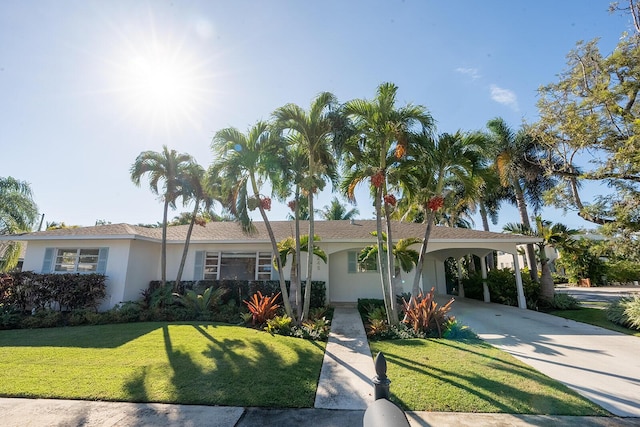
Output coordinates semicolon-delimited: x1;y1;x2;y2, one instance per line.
122;239;160;304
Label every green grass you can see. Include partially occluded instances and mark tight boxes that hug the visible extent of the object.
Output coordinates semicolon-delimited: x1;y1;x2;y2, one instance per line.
0;322;325;407
549;307;640;337
370;339;609;415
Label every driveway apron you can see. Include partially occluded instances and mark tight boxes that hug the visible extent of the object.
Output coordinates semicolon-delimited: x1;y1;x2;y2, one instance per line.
448;298;640;417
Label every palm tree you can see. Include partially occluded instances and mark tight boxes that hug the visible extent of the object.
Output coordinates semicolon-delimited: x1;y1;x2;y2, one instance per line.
273;92;341;321
0;177;39;272
130;145;195;287
319;197;360;220
359;232;420;299
210;121;294;317
342;82;434;325
276;234;327;315
174;162;219;290
504;216;578;301
397;131;483;303
486;118;556;282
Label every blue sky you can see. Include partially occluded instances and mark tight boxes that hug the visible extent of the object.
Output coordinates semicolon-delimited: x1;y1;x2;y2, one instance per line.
0;1;632;230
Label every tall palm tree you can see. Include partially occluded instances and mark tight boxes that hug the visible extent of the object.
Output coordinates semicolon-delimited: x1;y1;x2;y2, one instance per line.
486;118;556;282
211;121;294;317
130;146;195;287
391;131;485;305
342;82;434;324
273;92;341;321
0;177;39;272
174;162;219;290
319;197;360;220
504;216;578;301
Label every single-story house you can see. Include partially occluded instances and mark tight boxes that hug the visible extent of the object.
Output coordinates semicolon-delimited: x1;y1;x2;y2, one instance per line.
0;220;540;311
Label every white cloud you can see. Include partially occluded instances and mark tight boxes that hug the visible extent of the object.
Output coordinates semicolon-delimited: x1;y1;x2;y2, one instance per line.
490;84;518;110
455;67;481;80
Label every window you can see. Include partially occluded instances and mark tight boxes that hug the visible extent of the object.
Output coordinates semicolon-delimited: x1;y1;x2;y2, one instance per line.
348;251;377;273
198;251;273;280
44;248;108;273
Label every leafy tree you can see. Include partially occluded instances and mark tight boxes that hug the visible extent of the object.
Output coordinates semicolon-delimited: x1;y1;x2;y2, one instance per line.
486;118;556;282
533;11;640;232
45;221;79;230
504;217;578;301
130;146;195;287
319;197;360;220
0;177;39;271
274;92;341;321
342;82;434;325
210;122;294;318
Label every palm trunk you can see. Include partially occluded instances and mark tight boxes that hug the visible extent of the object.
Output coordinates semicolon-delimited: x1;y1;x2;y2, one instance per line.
302;190;314;321
374;187;393;324
538;244;555;301
294;189;302;322
384;202;398;323
513;181;538;282
411;208;436;299
161;198;169;287
175;198;200;292
250;176;293;317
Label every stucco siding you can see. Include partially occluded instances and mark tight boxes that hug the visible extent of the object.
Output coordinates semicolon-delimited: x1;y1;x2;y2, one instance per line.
122;240;160;304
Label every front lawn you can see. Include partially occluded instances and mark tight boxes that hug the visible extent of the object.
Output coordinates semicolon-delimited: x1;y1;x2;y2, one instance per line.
369;339;609;415
0;322;325;407
549;307;640;337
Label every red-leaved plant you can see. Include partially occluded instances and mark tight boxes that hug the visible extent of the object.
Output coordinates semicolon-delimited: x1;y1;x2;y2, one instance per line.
244;291;281;326
402;287;454;338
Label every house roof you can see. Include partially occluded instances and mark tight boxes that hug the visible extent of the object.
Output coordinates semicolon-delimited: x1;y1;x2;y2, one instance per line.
0;220;540;244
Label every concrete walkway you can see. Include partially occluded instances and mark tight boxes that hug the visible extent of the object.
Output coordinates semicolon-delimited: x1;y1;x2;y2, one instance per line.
448;297;640;417
314;306;375;410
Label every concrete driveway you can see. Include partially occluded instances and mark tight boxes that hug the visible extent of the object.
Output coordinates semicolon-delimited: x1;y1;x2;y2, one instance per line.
448;298;640;417
556;286;640;304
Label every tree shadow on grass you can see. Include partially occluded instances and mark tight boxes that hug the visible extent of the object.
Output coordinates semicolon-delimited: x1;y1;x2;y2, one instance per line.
0;322;163;348
376;342;608;415
121;323;325;408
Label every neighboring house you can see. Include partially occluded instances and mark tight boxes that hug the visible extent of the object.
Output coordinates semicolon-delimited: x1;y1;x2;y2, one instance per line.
0;220;539;310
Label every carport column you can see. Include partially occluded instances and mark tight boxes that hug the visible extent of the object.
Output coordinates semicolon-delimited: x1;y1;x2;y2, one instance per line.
512;254;527;309
481;256;490;303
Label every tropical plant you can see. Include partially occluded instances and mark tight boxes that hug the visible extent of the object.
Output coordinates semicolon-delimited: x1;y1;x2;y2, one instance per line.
504;216;579;301
359;231;420;299
211;122;294;317
276;234;327;318
486;118;556;282
607;295;640;331
244;291;281;326
265;314;293;336
274;92;343;321
396;131;484;305
130;146;196;287
319;197;359;220
342;82;434;325
401;287;454;338
174;286;227;315
0;177;39;272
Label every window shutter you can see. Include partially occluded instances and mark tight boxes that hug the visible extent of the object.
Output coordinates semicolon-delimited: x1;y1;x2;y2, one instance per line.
348;251;357;273
42;248;55;273
97;248;109;274
194;251;205;280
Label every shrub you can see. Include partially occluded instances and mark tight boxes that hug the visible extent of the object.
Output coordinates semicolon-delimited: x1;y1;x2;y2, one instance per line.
21;309;63;329
605;260;640;285
357;298;385;318
244;291;281;326
461;269;539;308
401;287;454;338
607;295;640;331
292;317;330;341
174;287;228;317
265;314;293;336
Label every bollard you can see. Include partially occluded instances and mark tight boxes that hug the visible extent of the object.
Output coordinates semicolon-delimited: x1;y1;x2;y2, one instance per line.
364;352;410;427
372;352;391;400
